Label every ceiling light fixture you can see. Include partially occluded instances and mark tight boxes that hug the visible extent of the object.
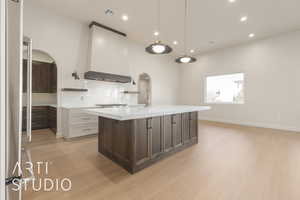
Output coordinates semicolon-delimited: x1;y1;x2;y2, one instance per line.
122;15;129;21
175;56;196;63
175;0;196;64
228;0;236;3
249;33;255;38
145;41;172;54
240;16;248;22
146;0;172;54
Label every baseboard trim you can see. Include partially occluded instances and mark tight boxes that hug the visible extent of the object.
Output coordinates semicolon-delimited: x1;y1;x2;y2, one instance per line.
198;117;300;132
55;132;63;138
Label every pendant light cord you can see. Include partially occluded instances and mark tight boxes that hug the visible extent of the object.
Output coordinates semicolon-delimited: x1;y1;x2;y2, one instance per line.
184;0;188;54
158;0;161;41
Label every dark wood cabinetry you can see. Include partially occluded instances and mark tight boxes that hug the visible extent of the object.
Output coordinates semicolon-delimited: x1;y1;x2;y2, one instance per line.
98;118;132;171
172;114;183;147
32;106;49;130
135;118;150;165
112;120;132;168
189;112;198;140
98;112;198;173
22;106;57;133
49;63;57;93
23;59;57;93
163;115;173;152
182;113;191;144
133;117;163;166
48;106;57;133
150;117;164;159
99;118;114;156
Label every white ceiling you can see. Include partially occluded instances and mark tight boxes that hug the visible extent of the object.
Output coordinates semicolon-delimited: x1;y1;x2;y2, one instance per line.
29;0;300;57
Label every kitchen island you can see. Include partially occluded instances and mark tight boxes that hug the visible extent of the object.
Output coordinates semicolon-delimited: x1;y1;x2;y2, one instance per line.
84;105;210;173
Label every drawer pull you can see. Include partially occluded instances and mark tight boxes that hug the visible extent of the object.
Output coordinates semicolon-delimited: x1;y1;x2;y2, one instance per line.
82;128;92;132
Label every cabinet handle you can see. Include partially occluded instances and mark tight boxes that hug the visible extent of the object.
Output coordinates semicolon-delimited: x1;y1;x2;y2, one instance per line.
147;118;152;129
83;128;92;131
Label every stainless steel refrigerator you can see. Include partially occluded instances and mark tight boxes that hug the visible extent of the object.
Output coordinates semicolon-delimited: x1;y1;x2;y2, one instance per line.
5;0;33;199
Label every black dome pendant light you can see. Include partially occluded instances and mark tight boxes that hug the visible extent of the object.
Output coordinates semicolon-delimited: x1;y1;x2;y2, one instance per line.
175;0;197;64
145;0;172;54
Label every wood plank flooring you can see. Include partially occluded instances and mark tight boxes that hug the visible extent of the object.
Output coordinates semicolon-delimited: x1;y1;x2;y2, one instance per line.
23;121;300;200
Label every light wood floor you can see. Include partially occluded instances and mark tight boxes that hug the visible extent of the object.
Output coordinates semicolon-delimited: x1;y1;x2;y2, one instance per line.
23;122;300;200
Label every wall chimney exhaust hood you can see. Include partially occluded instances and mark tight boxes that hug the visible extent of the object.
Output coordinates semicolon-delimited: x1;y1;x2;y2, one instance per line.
84;71;132;83
86;21;132;83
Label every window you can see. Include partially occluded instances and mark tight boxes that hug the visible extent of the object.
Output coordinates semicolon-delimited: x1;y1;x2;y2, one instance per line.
205;73;244;104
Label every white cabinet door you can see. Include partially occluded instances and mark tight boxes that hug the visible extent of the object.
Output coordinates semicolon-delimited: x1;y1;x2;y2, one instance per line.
89;26;130;76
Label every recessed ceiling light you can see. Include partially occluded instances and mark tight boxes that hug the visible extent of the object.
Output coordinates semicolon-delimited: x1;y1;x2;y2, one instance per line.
154;31;159;36
228;0;236;3
249;33;255;38
240;16;248;22
122;15;129;21
190;49;195;53
173;41;178;45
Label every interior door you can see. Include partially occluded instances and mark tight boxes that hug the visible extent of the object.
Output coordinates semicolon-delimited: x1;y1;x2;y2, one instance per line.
5;0;23;199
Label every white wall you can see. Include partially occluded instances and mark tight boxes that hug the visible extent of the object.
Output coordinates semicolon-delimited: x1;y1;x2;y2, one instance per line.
128;42;180;105
64;41;180;107
179;31;300;132
23;93;57;106
24;1;180;135
32;50;54;63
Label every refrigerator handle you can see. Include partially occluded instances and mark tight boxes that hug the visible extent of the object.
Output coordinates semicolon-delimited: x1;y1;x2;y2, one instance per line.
20;148;35;184
26;38;32;142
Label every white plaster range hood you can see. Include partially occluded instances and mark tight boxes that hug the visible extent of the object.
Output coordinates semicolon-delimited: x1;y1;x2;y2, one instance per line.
84;21;132;83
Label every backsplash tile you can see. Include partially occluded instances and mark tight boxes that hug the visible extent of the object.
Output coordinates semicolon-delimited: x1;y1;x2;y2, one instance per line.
61;80;138;107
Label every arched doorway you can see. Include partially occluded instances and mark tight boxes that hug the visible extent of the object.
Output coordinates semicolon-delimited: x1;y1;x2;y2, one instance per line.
22;49;58;143
138;73;152;106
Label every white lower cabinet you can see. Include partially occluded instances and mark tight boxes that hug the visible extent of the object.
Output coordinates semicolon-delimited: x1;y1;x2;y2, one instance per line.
62;108;98;138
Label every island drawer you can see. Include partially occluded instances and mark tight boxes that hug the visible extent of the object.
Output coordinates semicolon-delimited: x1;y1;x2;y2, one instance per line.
69;110;97;124
69;123;98;138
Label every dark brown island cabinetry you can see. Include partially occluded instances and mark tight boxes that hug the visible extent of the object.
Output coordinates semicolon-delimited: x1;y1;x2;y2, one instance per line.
98;112;198;173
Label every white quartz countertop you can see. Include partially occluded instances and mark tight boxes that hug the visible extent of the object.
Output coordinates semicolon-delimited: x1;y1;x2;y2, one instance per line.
83;105;211;121
33;104;57;108
61;104;145;109
23;104;57;108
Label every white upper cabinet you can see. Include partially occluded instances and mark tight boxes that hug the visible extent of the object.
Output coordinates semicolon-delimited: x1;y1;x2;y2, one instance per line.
88;25;131;76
